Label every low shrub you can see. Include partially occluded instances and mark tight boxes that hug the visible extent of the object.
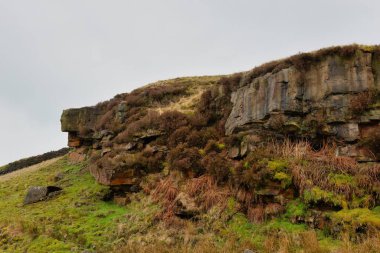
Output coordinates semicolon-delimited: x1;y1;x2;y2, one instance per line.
167;144;203;177
167;126;191;148
201;152;231;184
95;110;115;130
115;111;160;143
186;175;228;211
350;91;376;115
158;111;189;134
186;128;219;148
219;73;243;93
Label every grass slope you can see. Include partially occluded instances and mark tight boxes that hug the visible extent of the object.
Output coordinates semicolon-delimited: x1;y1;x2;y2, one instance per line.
2;156;380;252
0;157;132;253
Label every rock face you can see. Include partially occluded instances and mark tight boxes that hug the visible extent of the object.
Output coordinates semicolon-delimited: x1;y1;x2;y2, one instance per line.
226;51;380;161
60;47;380;188
61;107;102;147
61;107;101;133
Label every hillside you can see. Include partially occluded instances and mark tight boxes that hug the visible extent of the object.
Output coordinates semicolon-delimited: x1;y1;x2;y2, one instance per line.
1;45;380;252
2;156;380;252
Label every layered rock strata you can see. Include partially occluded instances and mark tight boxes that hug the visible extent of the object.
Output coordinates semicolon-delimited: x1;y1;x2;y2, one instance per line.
226;51;380;161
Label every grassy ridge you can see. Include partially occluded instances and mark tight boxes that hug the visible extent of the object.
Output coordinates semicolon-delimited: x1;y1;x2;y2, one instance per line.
0;148;69;175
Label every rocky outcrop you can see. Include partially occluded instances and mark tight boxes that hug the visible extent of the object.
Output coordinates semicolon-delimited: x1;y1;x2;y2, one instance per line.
61;107;101;133
61;107;103;147
226;50;380;161
60;46;380;189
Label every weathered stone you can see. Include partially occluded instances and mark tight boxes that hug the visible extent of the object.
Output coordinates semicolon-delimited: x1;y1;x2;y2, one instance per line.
335;123;359;142
335;145;358;158
336;144;377;162
240;139;248;157
68;150;86;163
225;52;377;139
134;129;163;140
149;145;168;153
93;130;114;140
23;186;62;205
228;146;240;159
124;142;137;151
61;107;101;133
68;133;81;147
89;161;142;186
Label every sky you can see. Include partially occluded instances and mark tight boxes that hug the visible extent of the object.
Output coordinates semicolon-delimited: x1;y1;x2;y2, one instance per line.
1;0;380;165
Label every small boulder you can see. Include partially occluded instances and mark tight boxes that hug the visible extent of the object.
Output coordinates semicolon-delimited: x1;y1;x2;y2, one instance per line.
23;186;62;205
228;146;240;159
68;150;86;163
124;142;137;151
335;123;359;142
134;129;163;140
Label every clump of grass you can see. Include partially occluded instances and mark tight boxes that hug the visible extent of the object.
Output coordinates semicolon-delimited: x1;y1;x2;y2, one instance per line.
332;208;380;230
285;200;307;220
186;175;229;211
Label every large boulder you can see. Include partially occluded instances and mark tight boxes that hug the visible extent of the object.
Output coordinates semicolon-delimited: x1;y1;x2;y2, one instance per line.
61;107;101;133
23;186;62;205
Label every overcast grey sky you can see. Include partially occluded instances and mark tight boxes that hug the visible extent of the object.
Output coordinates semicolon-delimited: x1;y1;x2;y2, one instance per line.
0;0;379;165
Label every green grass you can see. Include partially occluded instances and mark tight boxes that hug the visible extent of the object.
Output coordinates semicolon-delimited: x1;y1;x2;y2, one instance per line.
1;155;376;252
0;157;146;253
332;208;380;229
285;199;308;219
303;186;346;208
328;173;356;187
